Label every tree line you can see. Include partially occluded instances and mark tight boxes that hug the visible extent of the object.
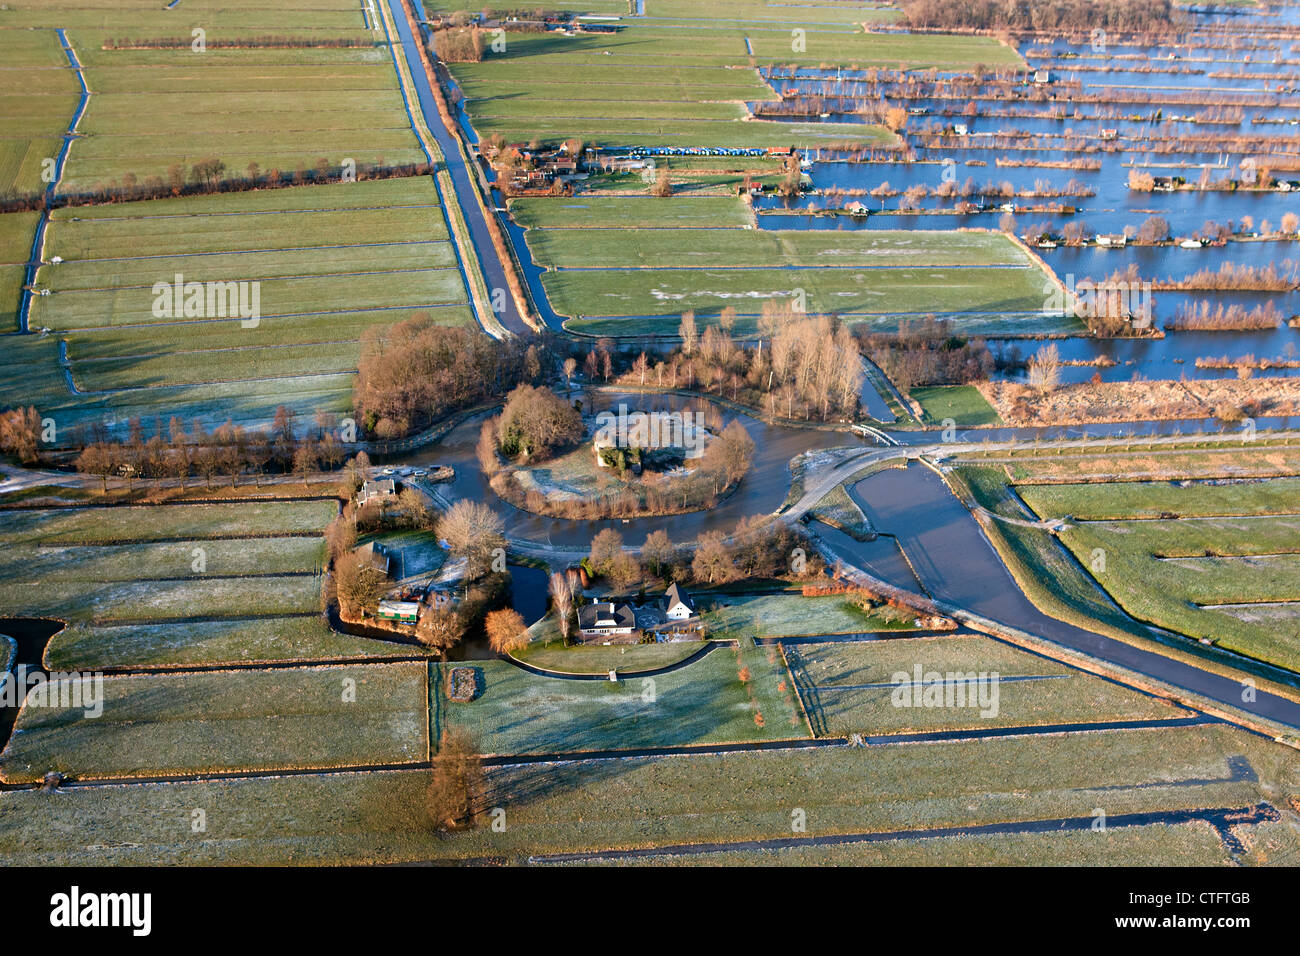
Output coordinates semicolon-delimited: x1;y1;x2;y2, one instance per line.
900;0;1181;34
71;407;346;491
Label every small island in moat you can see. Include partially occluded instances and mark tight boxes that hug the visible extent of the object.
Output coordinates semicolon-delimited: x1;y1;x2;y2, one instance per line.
478;385;755;520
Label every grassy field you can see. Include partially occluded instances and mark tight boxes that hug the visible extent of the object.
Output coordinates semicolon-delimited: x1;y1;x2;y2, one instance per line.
433;638;806;754
526;225;1033;270
52;8;426;193
785;636;1179;736
808;484;875;540
976;441;1300;483
1018;477;1300;521
0;29;80;195
20;178;470;429
550;263;1049;326
0;721;1291;864
703;592;916;637
510;197;754;230
978;474;1300;673
910;385;1003;427
0;498;422;669
514;636;702;675
0;662;429;783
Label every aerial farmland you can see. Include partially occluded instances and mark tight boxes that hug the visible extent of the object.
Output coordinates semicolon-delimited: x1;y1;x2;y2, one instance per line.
0;0;1297;914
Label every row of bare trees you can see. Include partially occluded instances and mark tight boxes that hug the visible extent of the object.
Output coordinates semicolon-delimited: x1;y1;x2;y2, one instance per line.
583;514;826;595
70;407;346;491
624;304;862;423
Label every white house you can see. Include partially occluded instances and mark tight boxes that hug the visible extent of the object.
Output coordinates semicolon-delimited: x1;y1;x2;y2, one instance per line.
662;583;697;621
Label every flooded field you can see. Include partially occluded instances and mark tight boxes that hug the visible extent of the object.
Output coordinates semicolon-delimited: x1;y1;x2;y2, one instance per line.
755;1;1300;383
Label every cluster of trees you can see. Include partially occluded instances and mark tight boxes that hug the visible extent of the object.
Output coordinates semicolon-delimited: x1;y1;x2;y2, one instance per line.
856;317;999;391
432;26;486;62
0;407;41;463
491;385;582;462
425;728;484;832
583;515;826;594
1168;301;1283;331
1159;261;1298;292
614;304;861;423
73;408;345;491
900;0;1181;33
352;316;552;439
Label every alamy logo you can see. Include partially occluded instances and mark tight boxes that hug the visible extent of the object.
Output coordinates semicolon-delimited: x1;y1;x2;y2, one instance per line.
0;665;103;717
50;886;151;936
152;273;261;327
889;665;1000;717
593;404;709;458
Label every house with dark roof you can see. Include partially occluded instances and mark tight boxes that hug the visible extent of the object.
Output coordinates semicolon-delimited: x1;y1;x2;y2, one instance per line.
577;602;638;641
662;583;696;621
358;477;397;506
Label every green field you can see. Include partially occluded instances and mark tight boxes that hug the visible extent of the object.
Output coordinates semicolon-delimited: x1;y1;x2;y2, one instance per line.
434;639;806;754
0;662;429;782
910;385;1003;426
1010;479;1300;672
703;592;915;637
526;224;1033;270
785;636;1178;736
0;498;422;669
19;178;470;428
0;721;1290;864
550;262;1049;326
514;635;702;675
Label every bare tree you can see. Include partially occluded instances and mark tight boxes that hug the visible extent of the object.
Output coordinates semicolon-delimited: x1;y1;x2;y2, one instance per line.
426;729;484;831
548;571;574;643
1027;343;1061;393
437;500;506;578
486;608;529;655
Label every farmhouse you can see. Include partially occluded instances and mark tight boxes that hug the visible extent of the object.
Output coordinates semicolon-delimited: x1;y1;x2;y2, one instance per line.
358;477;396;506
578;601;638;641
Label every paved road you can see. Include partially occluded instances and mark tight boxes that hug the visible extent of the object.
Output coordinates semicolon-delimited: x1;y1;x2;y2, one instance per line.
384;0;532;336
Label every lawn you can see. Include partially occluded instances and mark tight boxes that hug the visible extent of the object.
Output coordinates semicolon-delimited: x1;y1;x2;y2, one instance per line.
808;484;875;540
433;638;805;755
514;635;702;675
45;617;425;672
19;176;470;431
910;385;1003;426
702;592;917;637
0;498;419;668
0;500;336;545
510;197;754;231
525;227;1033;270
1017;477;1300;521
0;662;429;783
